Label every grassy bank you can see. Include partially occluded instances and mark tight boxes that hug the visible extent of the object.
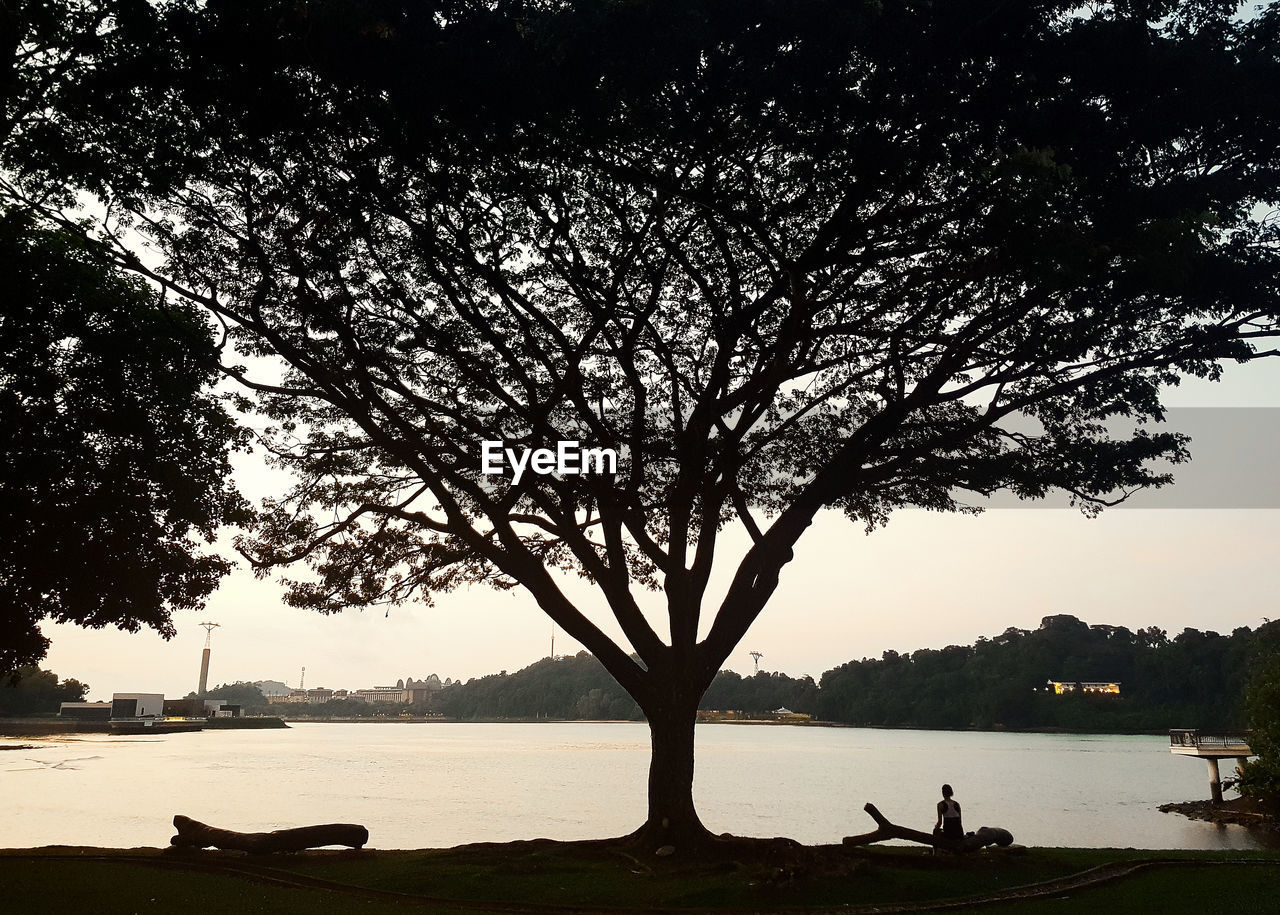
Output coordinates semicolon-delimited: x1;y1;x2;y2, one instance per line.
3;843;1277;913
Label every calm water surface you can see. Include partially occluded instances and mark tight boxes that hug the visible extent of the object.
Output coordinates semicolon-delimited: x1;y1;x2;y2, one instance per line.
1;722;1270;850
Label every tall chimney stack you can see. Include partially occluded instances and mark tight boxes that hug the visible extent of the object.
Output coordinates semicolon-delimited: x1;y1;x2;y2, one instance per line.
198;647;212;695
196;622;220;695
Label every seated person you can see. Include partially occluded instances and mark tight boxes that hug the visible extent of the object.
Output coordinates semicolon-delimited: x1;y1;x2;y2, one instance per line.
935;784;963;840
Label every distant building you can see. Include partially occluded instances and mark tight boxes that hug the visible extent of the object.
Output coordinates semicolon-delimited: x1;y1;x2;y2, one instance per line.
163;697;206;718
267;687;335;704
696;707;811;723
697;709;744;722
59;702;112;720
769;707;812;722
354;686;404;703
111;693;165;718
253;679;291;697
262;675;449;705
204;700;241;718
403;675;443;704
1047;680;1121;695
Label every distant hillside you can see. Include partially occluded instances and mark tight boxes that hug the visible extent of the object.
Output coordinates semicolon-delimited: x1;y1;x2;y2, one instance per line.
194;614;1274;730
816;614;1275;731
434;614;1276;731
435;651;643;720
252;679;290;697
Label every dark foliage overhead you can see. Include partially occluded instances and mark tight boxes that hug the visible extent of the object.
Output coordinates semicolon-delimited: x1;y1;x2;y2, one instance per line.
0;211;249;672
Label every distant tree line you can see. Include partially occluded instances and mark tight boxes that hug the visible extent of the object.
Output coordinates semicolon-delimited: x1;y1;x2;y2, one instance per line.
0;666;88;716
700;670;820;717
427;614;1275;732
12;615;1272;732
434;653;644;721
198;654;647;721
199;682;272;710
816;615;1272;731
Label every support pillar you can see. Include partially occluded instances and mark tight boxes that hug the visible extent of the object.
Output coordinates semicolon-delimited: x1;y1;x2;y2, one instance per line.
1207;757;1222;804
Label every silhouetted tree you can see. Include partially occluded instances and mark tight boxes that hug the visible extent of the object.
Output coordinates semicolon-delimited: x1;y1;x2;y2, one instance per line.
0;209;248;673
1234;629;1280;801
4;0;1279;847
0;665;88;716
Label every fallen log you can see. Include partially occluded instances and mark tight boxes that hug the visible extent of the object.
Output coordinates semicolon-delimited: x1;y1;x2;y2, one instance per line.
842;803;1013;854
170;814;369;853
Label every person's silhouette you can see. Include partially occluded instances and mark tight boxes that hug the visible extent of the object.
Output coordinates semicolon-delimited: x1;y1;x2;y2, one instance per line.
935;784;963;840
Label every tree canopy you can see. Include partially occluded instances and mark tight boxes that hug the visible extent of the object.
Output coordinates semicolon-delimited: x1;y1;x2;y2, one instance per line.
436;651;644;721
203;680;269;707
0;665;88;716
816;614;1268;731
0;209;248;672
1233;627;1280;801
3;0;1278;845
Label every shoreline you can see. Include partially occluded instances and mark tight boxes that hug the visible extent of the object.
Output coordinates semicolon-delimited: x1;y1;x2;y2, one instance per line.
275;717;1177;736
1159;796;1280;834
0;716;288;737
4;715;1180;737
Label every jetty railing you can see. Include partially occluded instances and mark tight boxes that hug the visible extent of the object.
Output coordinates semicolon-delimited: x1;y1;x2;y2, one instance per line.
1169;729;1253;751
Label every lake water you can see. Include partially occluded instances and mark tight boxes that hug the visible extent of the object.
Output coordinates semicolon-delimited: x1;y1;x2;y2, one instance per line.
0;722;1271;850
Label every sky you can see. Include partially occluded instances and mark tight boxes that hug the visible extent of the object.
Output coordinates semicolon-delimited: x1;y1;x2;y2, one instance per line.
41;357;1280;702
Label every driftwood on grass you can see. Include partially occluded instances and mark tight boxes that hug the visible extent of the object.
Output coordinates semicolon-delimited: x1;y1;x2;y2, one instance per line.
170;814;369;853
842;803;1013;854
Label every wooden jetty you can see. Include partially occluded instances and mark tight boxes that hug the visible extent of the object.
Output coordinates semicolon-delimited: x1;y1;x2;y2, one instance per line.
1169;729;1253;803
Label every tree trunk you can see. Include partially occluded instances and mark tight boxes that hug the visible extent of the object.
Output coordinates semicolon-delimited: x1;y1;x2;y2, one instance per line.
633;700;712;851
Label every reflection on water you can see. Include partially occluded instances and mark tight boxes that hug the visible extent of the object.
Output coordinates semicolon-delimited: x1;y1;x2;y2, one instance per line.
1;722;1272;850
